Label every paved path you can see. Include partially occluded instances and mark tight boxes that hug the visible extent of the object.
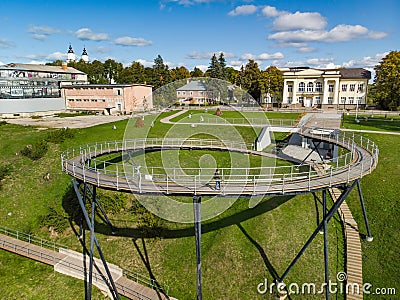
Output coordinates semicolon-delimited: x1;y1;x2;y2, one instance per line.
0;233;169;300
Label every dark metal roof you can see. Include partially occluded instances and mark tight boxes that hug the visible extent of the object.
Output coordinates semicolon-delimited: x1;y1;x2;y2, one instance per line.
339;68;371;79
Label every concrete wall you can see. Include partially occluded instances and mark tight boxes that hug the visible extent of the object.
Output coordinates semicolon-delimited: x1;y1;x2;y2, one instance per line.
0;98;65;116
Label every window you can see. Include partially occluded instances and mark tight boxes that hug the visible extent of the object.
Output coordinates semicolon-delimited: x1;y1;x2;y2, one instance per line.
307;82;313;92
328;84;334;92
177;91;181;95
340;97;346;103
288;84;293;92
328;97;333;104
357;97;363;104
315;82;322;92
315;96;321;104
287;97;293;104
298;82;305;92
350;84;355;92
349;97;354;104
190;91;193;96
358;84;364;92
182;91;186;96
341;84;347;92
298;96;304;103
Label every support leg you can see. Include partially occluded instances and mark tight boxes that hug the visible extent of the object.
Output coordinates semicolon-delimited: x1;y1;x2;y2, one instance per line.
193;195;202;300
356;180;373;241
279;180;357;283
87;185;116;234
322;189;329;300
72;180;120;300
88;185;96;300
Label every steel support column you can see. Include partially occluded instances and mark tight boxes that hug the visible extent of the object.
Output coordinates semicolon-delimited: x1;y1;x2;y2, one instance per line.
322;189;330;300
72;180;120;300
193;195;202;300
279;180;357;283
356;180;373;241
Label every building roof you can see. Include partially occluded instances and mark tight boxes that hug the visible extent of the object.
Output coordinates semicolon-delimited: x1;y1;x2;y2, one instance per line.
62;83;153;88
177;80;208;91
2;63;86;75
339;68;371;79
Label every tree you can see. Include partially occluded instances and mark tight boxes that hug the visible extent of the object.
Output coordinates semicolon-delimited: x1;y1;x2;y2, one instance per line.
207;53;219;78
103;59;123;83
259;66;283;107
374;51;400;110
119;61;146;84
226;67;239;85
217;52;226;80
170;66;190;81
242;60;261;101
152;54;170;89
191;67;204;78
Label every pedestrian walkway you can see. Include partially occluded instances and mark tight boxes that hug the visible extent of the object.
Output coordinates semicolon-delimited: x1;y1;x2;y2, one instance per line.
0;232;170;300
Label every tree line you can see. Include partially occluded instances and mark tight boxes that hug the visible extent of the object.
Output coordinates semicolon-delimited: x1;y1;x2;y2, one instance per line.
48;51;400;110
48;53;283;104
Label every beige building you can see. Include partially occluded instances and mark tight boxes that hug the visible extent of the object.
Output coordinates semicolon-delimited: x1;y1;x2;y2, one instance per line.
176;80;214;105
62;84;152;115
281;67;371;109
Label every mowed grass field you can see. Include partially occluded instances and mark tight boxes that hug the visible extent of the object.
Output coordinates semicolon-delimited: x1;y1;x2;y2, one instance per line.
0;110;397;299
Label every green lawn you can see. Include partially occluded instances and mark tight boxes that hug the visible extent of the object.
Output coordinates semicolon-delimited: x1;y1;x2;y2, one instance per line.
1;109;397;299
342;113;400;132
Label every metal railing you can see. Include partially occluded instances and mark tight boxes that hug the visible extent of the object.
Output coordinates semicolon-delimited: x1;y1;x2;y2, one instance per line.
0;226;169;298
61;131;378;194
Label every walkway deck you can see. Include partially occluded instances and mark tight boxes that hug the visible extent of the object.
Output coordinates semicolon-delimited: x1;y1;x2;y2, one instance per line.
329;188;364;300
0;233;169;300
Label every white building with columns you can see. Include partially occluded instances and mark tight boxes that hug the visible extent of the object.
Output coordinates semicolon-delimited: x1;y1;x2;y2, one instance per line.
281;67;371;109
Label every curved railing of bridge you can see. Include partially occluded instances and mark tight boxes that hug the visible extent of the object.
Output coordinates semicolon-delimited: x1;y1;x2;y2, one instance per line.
61;128;378;196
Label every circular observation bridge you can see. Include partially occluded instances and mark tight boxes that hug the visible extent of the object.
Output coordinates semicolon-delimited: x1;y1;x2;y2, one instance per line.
61;127;379;197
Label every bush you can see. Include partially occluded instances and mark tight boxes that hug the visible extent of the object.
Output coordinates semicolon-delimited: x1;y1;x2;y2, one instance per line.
39;206;70;233
21;140;48;160
45;128;74;144
0;164;12;189
97;190;128;214
0;120;7;126
134;117;145;127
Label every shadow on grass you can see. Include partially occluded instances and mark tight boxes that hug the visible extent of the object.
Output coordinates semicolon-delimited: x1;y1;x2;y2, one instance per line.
94;195;295;239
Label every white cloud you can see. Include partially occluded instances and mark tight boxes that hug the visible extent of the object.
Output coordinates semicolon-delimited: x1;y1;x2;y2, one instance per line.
136;59;154;68
186;51;235;60
114;36;153;46
298;47;316;53
32;34;46;41
261;6;281;18
241;52;284;60
273;12;327;31
28;25;61;35
268;24;387;45
228;5;258;16
46;52;67;61
342;52;389;68
0;38;15;49
94;46;112;54
195;64;209;72
75;28;109;41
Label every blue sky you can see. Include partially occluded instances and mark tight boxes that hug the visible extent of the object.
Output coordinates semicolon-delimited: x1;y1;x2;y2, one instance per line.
0;0;398;73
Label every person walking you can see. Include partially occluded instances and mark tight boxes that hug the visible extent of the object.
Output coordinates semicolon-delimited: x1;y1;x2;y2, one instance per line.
214;168;221;190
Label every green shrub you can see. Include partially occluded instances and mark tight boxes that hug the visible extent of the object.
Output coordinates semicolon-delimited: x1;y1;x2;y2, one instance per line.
45;128;74;144
39;206;70;233
0;120;7;126
0;164;12;189
21;140;48;160
97;190;128;214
